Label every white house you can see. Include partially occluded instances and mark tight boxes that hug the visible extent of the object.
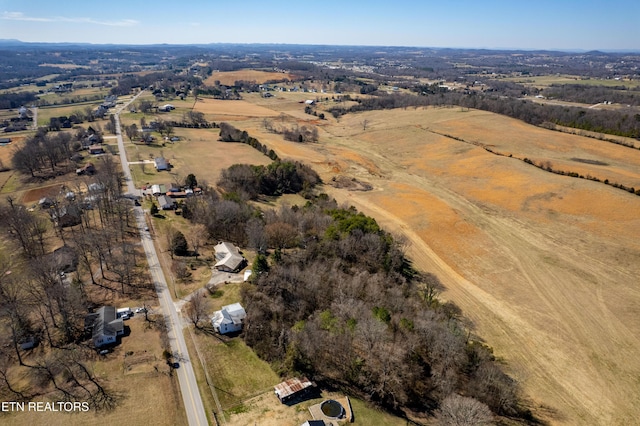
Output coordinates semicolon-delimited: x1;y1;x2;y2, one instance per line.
211;302;246;334
89;306;124;347
213;241;245;272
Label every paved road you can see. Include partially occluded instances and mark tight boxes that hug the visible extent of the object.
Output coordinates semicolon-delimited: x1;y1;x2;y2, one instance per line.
114;94;209;426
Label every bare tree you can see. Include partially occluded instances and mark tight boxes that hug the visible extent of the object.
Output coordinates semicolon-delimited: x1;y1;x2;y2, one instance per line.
436;394;493;426
184;293;210;330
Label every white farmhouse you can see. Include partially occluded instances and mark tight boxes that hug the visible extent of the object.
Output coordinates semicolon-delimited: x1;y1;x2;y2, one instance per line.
211;302;246;334
88;306;124;347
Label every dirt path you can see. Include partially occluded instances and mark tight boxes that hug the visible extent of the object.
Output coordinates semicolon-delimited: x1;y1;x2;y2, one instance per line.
240;103;640;425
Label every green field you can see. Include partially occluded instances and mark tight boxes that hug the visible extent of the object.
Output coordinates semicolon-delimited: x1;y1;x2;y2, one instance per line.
501;74;640;88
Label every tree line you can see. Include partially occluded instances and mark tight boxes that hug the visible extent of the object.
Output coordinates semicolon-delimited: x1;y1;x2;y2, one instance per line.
328;90;640;139
217;160;321;200
218;122;279;160
543;83;640;106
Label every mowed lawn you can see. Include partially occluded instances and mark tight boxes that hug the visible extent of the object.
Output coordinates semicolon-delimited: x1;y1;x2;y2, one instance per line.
192;283;279;412
123;127;272;188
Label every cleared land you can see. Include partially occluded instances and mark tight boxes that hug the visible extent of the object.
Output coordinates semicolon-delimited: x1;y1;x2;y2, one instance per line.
122;127;272;188
204;70;296;86
221;96;640;425
192;97;280;121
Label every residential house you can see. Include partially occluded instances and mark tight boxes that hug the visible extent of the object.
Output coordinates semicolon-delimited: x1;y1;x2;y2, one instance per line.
158;104;175;112
214;241;245;272
50;205;82;228
154;157;169;171
211;302;246;334
89;144;104;155
76;162;96;176
157;195;176;210
87;306;124;348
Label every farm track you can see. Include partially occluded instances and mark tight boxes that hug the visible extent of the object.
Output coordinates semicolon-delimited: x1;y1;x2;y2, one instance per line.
251;106;640;425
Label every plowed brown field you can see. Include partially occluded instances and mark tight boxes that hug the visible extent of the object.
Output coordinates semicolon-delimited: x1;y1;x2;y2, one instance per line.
235;102;640;425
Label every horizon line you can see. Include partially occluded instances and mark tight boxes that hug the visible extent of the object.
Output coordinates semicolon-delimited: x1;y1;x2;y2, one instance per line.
0;39;638;54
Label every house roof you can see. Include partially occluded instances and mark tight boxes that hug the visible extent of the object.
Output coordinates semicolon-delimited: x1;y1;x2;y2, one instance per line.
214;242;245;271
92;306;123;341
212;302;246;328
154;157;168;170
223;303;246;324
274;377;314;400
157;195;174;208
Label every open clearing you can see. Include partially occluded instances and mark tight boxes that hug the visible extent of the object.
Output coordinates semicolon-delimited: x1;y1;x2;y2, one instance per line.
192;97;279;121
204;69;296;86
216;96;640;425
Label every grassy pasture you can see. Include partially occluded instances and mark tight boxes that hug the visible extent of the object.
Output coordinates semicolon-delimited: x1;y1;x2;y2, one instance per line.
36;104;107;126
501;74;640;89
204;69;296;86
206;97;640;425
123;127;272;188
192;97;280;121
39;63;90;69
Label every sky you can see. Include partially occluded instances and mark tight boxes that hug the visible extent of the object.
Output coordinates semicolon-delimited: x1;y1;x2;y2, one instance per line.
0;0;638;51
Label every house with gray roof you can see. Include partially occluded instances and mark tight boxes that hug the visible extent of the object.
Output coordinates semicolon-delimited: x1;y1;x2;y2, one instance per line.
211;302;246;334
213;241;245;272
88;306;124;348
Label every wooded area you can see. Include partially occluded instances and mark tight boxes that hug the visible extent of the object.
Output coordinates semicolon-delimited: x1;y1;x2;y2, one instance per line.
182;170;533;421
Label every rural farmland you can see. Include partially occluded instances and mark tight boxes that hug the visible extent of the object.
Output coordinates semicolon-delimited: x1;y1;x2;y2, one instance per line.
1;38;640;426
221;89;640;425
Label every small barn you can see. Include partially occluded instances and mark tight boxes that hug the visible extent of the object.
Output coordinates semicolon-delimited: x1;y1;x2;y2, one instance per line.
274;377;315;404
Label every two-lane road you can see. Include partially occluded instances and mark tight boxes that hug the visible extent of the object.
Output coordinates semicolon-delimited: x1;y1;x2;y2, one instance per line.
114;94;209;425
